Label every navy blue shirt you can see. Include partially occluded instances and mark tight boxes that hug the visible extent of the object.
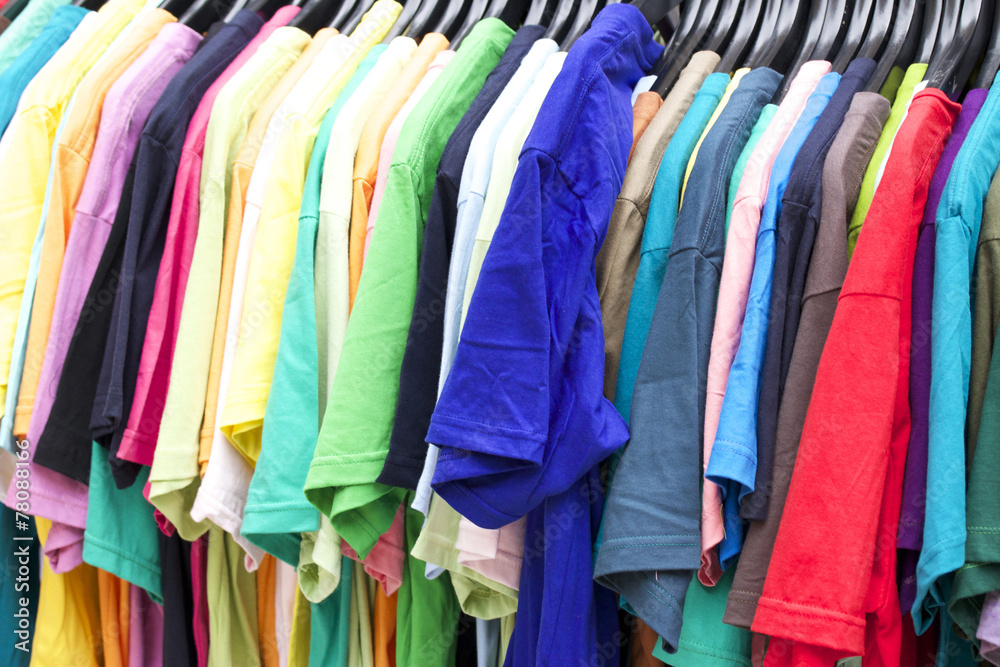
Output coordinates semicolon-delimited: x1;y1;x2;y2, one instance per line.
378;23;545;490
427;6;662;666
33;10;263;485
747;58;876;521
594;66;781;653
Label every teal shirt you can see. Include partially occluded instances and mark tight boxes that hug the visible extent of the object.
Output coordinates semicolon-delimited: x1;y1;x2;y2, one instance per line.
0;0;71;75
613;71;730;423
916;73;1000;632
242;46;386;565
726;104;776;236
0;5;87;132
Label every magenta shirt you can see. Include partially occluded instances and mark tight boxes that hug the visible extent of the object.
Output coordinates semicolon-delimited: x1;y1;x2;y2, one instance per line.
117;6;299;471
10;23;202;569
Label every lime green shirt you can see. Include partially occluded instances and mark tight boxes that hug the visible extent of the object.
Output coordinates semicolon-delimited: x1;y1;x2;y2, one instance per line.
847;62;928;257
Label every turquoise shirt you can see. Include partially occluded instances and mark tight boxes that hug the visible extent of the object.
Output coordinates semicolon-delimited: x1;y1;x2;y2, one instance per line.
0;0;72;74
916;72;1000;632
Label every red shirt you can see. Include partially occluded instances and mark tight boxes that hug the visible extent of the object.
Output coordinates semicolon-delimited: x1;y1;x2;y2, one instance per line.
752;89;959;663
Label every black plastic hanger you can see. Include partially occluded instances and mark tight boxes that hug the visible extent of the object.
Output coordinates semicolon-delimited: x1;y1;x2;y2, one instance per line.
716;0;766;72
810;0;850;60
407;0;448;38
544;0;581;43
383;0;420;38
562;0;602;48
702;0;743;54
855;0;894;60
426;0;476;39
830;0;876;70
341;0;375;32
776;0;834;96
651;0;717;93
288;0;345;34
245;0;289;19
526;0;562;24
451;0;491;45
181;0;227;32
974;0;1000;84
321;0;359;30
485;0;536;27
868;0;917;90
926;0;981;93
160;0;198;16
948;0;991;94
743;0;785;66
73;0;105;9
892;0;923;67
916;0;943;60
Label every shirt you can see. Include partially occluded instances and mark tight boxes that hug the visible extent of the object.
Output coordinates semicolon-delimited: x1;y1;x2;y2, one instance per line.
594;66;779;653
30;9;263;487
348;33;449;309
12;6;174;458
114;25;309;484
748;59;877;523
846;63;928;256
596;50;720;405
192;3;400;567
303;17;515;558
240;43;390;573
0;0;68;73
920;75;1000;634
217;3;399;465
699;62;831;582
751;89;958;659
897;90;985;617
0;5;85;133
705;71;840;555
723;92;890;630
379;25;546;490
147;29;335;539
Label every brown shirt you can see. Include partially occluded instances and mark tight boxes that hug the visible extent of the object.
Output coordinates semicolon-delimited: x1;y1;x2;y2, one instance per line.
595;50;720;400
630;91;662;159
723;91;891;628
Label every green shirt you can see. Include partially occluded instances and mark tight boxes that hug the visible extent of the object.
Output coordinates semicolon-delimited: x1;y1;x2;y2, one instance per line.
847;62;927;256
0;0;70;75
303;17;514;558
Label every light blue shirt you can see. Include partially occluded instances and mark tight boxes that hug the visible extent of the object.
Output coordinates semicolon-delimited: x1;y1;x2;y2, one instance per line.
705;71;840;567
914;72;1000;632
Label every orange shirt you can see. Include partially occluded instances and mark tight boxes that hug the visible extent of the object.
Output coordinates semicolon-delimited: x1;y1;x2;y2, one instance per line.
347;32;448;309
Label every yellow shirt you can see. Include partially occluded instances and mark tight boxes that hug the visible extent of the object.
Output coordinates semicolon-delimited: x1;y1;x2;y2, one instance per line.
0;0;143;417
193;28;335;475
13;8;173;438
219;0;400;463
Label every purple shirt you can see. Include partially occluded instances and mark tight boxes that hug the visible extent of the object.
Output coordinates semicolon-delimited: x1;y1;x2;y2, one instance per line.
19;23;201;567
897;88;988;612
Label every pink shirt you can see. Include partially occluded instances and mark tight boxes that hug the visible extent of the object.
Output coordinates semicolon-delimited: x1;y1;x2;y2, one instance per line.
340;501;405;595
699;60;830;585
118;6;298;470
13;23;202;570
455;515;524;590
363;49;454;260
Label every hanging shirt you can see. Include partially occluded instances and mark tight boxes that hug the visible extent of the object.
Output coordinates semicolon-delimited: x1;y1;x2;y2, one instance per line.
748;58;877;524
914;74;1000;634
412;50;567;517
0;0;68;73
594;66;779;653
724;91;890;630
114;26;310;486
361;50;455;264
0;5;85;133
751;88;959;661
379;25;545;492
302;17;514;558
699;61;832;581
846;63;928;256
596;50;719;405
240;41;399;588
897;90;985;617
147;28;335;539
192;3;399;568
347;33;449;310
